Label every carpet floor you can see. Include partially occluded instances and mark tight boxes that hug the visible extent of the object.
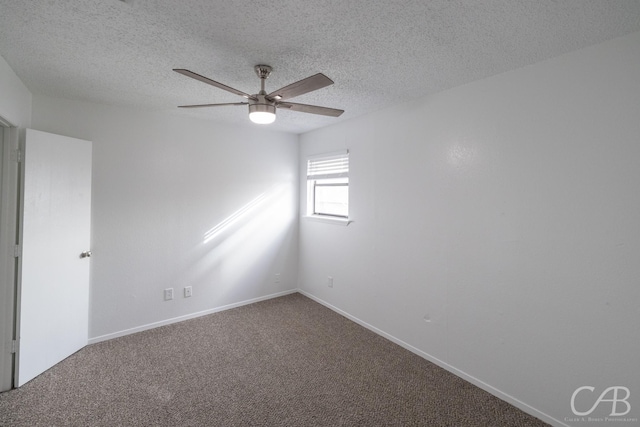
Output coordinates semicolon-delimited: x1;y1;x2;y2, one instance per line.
0;293;548;426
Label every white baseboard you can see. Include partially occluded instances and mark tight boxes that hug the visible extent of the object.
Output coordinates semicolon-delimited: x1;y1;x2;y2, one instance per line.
298;289;567;427
88;289;298;345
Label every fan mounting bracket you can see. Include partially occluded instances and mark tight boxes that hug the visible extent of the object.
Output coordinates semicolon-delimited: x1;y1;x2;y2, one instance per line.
254;65;273;80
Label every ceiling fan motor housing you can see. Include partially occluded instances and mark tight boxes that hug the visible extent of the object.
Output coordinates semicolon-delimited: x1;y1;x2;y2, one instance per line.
248;94;276;115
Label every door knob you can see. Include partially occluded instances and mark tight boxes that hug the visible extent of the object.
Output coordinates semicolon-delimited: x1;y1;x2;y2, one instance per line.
80;251;92;259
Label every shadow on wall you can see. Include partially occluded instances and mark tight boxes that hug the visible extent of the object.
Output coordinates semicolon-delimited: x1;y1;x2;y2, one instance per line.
183;184;296;301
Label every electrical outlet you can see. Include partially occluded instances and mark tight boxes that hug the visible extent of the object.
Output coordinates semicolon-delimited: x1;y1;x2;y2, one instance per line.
164;288;174;301
327;276;333;288
184;286;192;298
275;273;281;283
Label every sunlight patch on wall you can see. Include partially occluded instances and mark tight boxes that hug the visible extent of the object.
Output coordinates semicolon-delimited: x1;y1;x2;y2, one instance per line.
182;183;296;303
203;192;267;244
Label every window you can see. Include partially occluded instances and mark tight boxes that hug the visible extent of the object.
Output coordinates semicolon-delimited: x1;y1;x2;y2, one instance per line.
307;151;349;220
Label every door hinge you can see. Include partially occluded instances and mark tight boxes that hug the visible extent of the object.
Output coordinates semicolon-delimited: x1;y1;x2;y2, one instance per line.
11;149;22;163
11;340;17;354
13;245;21;258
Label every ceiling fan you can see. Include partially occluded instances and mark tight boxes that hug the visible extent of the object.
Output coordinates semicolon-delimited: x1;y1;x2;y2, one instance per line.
173;65;344;124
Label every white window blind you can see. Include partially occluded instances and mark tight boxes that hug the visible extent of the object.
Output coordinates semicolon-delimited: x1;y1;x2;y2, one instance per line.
307;150;349;180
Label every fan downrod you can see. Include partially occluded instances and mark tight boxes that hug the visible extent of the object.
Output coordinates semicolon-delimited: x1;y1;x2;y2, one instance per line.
254;65;272;94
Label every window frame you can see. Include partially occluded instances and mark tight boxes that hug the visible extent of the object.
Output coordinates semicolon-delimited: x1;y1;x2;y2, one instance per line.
306;150;350;224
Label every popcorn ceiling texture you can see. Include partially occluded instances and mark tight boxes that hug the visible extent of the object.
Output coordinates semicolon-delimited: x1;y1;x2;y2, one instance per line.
1;0;640;134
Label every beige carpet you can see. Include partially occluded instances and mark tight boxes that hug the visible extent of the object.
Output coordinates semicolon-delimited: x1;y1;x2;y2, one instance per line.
0;293;548;426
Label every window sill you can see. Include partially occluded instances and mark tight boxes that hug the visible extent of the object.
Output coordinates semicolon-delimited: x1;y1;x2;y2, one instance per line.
304;215;352;226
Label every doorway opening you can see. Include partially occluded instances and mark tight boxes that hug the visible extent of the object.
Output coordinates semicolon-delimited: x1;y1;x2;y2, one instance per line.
0;118;19;392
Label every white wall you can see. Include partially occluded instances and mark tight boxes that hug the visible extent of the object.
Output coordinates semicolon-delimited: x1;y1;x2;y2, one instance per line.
299;31;640;426
31;95;299;340
0;55;31;127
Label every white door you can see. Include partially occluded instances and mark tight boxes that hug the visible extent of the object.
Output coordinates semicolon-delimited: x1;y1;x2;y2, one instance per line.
17;129;92;386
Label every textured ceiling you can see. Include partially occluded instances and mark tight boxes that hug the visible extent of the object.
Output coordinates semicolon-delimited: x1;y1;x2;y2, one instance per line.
1;1;640;134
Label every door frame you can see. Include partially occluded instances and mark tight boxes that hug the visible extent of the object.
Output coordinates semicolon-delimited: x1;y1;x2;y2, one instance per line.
0;116;19;392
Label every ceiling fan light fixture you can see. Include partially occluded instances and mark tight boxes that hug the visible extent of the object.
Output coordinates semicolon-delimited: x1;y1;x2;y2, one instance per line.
249;110;276;124
248;96;276;124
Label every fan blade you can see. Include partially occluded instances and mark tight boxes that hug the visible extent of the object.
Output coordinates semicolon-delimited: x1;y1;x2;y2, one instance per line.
277;102;344;117
267;73;334;101
178;102;248;108
174;69;254;99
